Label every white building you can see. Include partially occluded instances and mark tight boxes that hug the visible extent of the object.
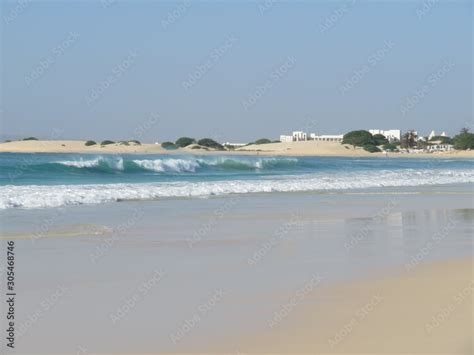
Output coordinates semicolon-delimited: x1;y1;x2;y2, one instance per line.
279;135;294;143
309;133;344;142
279;131;308;142
292;131;307;141
369;129;401;142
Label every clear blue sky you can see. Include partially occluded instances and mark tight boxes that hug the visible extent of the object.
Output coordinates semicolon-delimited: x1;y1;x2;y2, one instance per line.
1;0;472;142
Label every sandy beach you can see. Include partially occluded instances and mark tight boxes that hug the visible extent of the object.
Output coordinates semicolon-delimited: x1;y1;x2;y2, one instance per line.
1;139;473;158
3;185;473;353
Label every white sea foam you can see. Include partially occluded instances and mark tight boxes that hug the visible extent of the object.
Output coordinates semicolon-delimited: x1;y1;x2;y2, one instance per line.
1;169;473;209
57;157;124;170
132;159;199;172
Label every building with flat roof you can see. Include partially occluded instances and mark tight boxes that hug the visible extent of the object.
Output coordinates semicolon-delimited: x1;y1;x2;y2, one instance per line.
369;129;401;142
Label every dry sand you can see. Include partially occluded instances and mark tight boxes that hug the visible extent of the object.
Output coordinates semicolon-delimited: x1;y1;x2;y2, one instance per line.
1;139;473;158
232;257;473;354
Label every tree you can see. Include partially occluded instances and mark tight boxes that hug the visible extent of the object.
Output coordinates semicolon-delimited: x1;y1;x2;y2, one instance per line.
400;130;417;149
175;137;196;147
453;129;474;150
342;130;374;148
197;138;224;150
85;140;96;146
372;134;389;146
363;144;381;153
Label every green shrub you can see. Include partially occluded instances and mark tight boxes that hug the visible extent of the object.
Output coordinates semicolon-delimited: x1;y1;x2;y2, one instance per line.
342;130;374;148
197;138;224;150
253;138;272;145
85;140;96;146
101;140;115;145
128;140;141;145
363;144;381;153
4;140;11;143
383;143;398;151
175;137;196;147
453;129;474;150
372;134;389;145
22;137;38;141
161;141;177;149
118;141;130;145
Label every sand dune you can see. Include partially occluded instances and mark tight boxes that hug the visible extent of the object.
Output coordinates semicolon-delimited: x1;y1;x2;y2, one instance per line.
0;139;473;158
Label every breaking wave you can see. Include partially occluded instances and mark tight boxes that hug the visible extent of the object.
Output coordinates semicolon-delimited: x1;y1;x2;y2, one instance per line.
1;169;473;209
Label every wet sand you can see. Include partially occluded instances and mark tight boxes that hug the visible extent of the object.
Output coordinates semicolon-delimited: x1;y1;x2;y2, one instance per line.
1;185;473;353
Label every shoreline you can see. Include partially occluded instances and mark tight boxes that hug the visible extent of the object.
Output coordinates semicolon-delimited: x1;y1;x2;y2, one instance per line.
0;140;473;158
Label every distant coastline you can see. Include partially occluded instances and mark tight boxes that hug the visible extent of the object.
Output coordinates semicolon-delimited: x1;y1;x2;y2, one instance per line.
1;139;473;158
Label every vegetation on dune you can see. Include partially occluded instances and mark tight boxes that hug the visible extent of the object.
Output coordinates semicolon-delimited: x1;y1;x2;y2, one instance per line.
383;142;399;152
161;141;177;149
118;141;130;145
453;128;474;150
128;140;141;145
22;137;38;141
253;138;272;145
85;140;97;146
101;140;115;145
197;138;224;150
175;137;196;147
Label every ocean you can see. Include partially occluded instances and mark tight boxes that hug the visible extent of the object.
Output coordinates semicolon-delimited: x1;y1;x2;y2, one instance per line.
1;153;473;209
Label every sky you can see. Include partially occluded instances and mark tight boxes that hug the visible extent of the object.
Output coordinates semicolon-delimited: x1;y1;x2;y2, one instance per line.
1;0;472;143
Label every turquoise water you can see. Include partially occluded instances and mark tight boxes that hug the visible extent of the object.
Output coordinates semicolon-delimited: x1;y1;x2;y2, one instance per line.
1;153;473;209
